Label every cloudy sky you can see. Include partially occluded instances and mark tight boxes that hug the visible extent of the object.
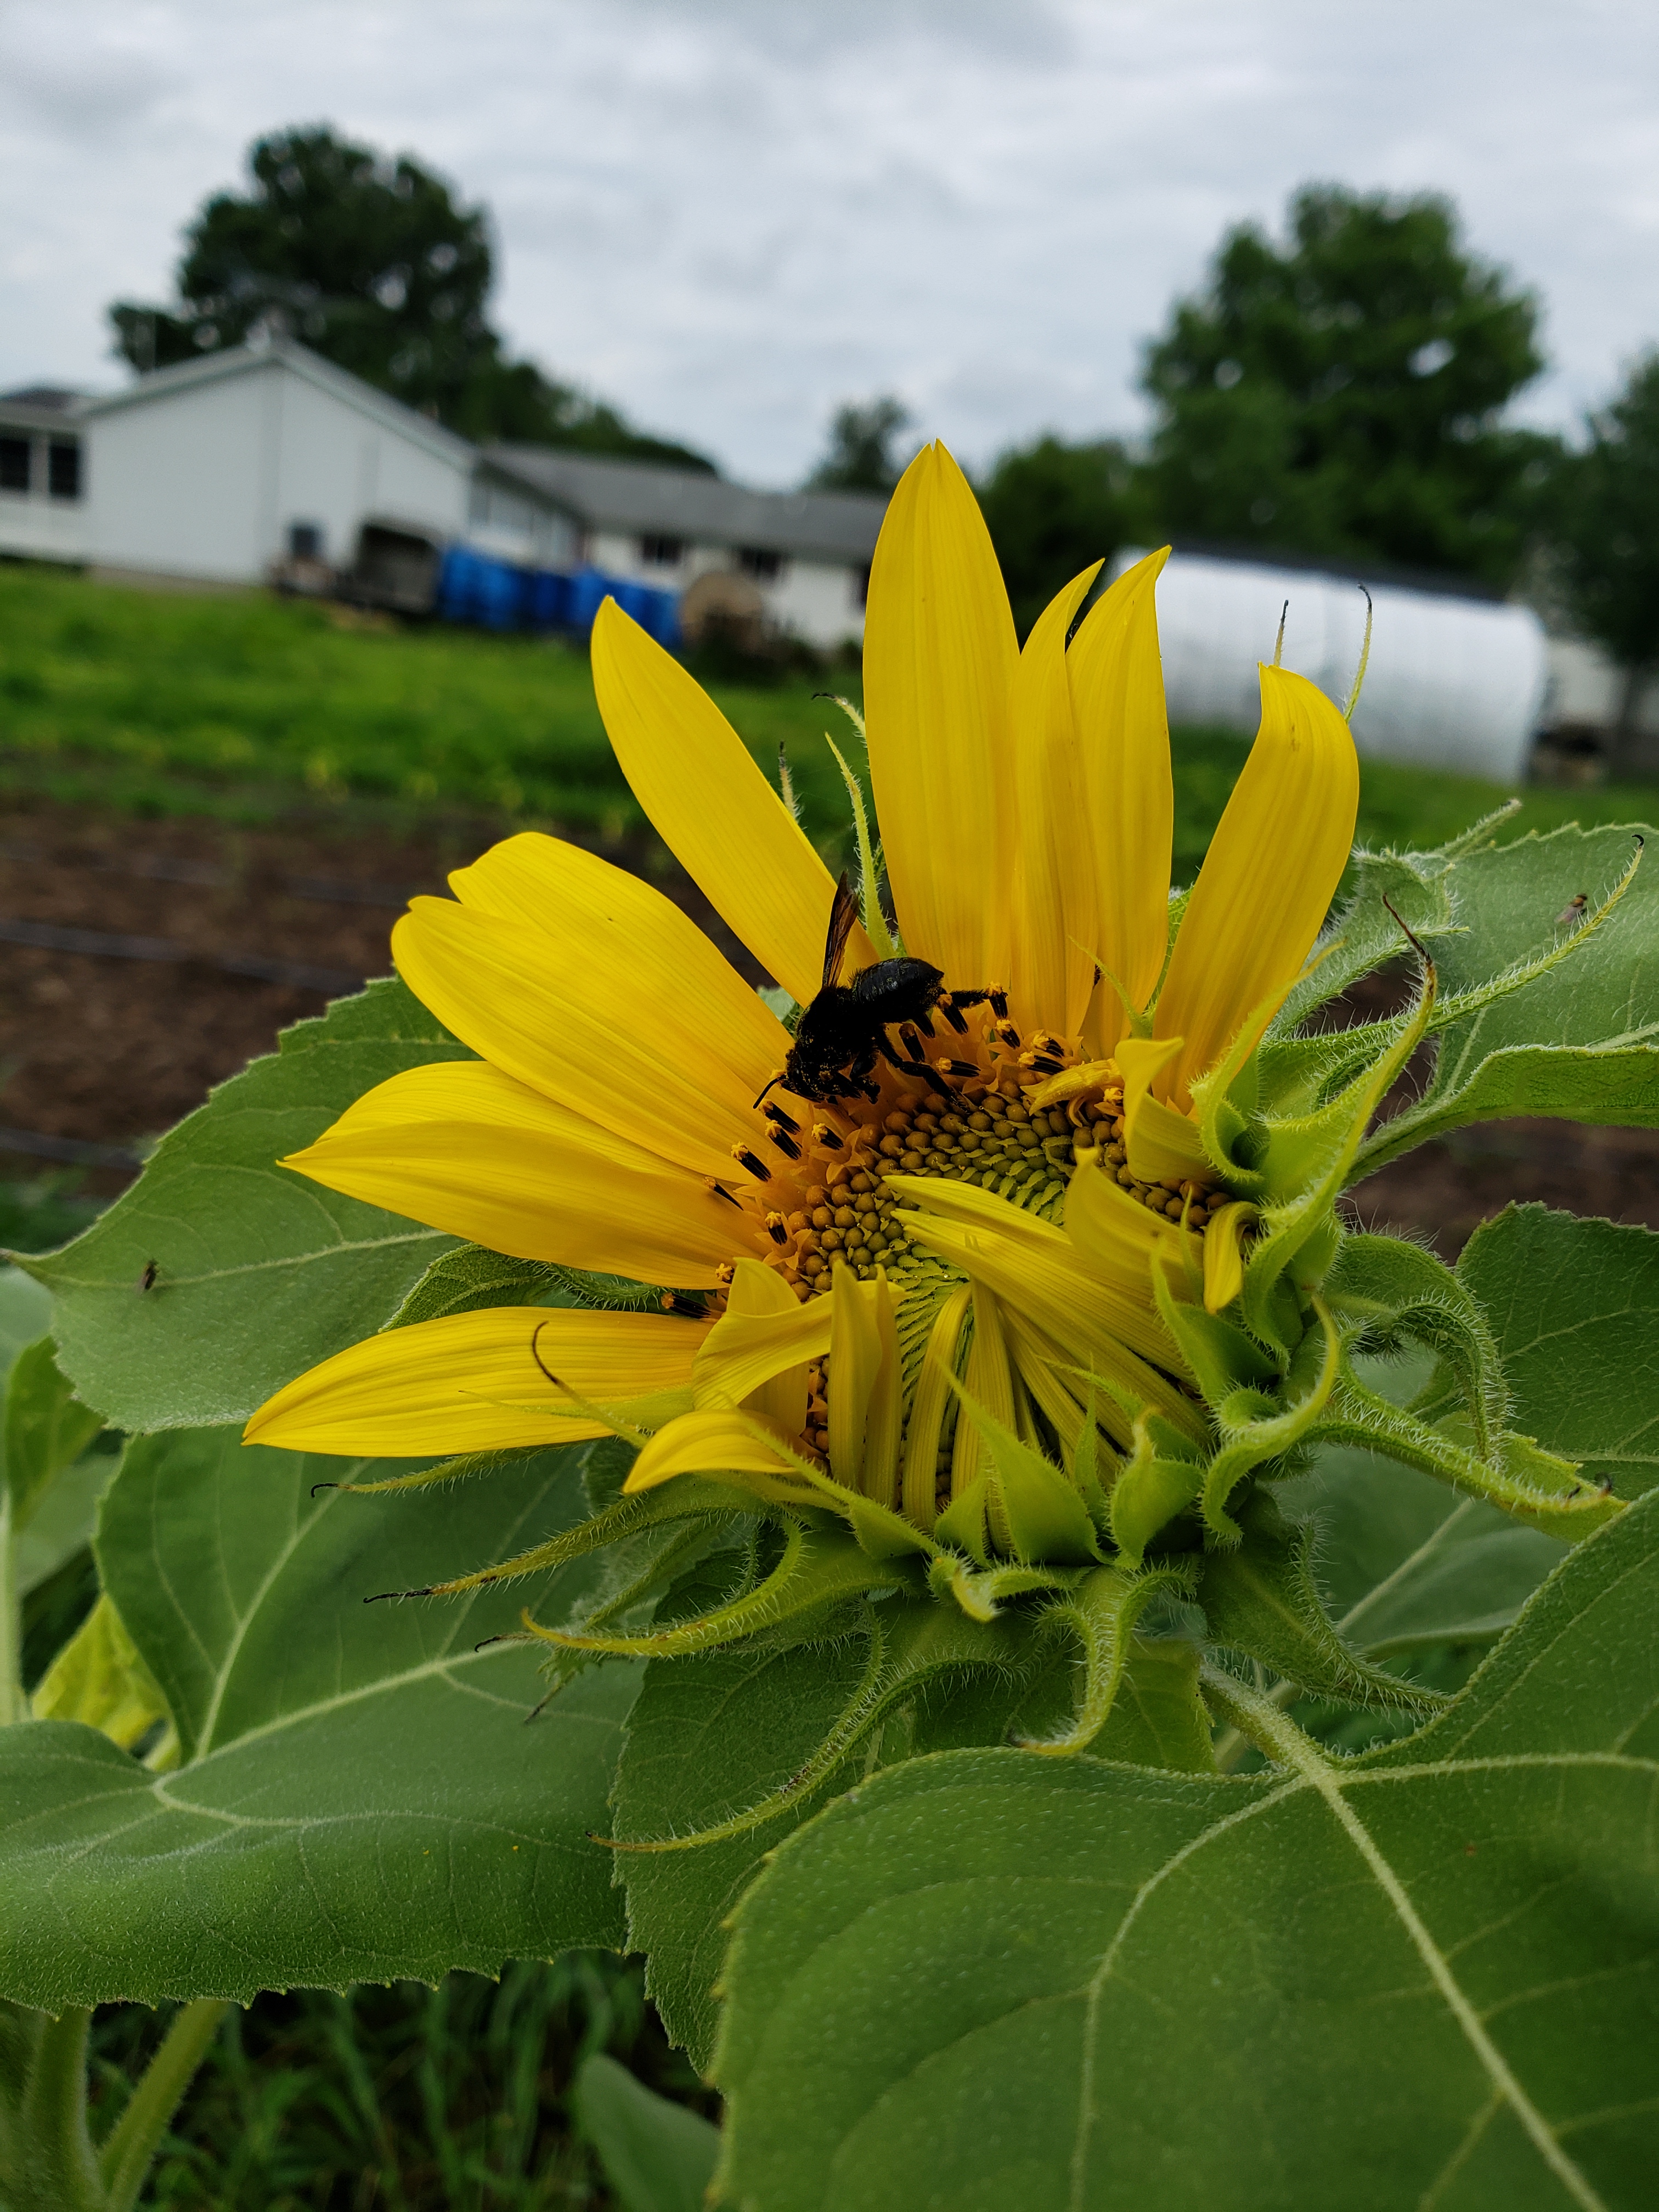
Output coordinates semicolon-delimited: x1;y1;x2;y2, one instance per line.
2;1;1655;482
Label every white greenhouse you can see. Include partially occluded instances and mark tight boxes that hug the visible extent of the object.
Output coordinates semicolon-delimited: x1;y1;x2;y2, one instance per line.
1116;547;1550;784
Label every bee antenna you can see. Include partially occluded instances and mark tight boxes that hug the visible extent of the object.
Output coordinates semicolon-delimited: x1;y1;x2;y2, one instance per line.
753;1072;782;1110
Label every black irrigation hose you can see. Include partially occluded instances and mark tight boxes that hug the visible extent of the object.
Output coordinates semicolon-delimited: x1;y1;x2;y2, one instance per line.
0;1126;144;1170
0;917;366;995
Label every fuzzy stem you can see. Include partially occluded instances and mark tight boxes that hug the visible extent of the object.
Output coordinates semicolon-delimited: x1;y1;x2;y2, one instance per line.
0;1488;26;1727
5;2005;105;2212
98;2000;228;2212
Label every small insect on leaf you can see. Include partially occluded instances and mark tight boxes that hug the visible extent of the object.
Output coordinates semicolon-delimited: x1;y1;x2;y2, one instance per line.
1555;892;1589;929
138;1260;159;1293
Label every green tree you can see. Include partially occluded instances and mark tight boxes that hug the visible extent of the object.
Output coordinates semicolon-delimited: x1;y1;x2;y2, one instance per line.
806;396;913;492
1139;184;1551;586
1556;352;1659;733
109;125;713;470
976;435;1142;637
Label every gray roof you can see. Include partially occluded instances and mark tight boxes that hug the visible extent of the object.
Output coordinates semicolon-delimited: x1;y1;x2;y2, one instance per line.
1;386;86;413
0;387;91;431
486;444;888;564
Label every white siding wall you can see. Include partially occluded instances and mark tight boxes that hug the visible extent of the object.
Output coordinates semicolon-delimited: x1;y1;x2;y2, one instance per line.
587;529;866;647
89;366;275;580
268;370;469;567
87;357;471;585
768;557;866;650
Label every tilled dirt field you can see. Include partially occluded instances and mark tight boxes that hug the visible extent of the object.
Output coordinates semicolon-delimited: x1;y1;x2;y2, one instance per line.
2;794;1656;1256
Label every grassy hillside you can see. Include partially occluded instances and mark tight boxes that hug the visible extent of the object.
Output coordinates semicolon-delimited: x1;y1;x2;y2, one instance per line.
1;561;1652;876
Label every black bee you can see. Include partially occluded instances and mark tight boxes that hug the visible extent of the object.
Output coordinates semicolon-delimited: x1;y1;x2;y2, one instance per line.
755;876;1003;1109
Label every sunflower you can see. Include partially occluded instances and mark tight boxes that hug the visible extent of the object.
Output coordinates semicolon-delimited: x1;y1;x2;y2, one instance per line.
245;444;1360;1559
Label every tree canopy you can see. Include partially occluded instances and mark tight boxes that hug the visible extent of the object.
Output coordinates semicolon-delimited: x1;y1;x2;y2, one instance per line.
974;436;1142;639
109;126;714;470
1138;184;1553;587
1554;351;1659;679
806;397;915;492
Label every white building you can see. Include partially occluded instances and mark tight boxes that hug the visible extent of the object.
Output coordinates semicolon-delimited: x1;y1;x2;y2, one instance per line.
0;343;884;651
1114;545;1552;784
486;446;886;651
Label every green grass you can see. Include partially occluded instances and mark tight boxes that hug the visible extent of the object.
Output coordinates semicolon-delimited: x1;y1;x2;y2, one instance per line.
2;561;1655;870
88;1955;710;2209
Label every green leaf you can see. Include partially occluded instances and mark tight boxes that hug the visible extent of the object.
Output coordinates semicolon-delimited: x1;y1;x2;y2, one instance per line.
1283;1443;1564;1674
1348;824;1659;1170
0;1268;50;1377
1443;1206;1659;1499
387;1243;568;1327
573;2052;719;2212
0;1427;638;2008
13;1447;116;1601
1199;1491;1448;1717
18;979;471;1431
714;1491;1659;2211
30;1592;169;1751
614;1633;879;2070
4;1338;102;1531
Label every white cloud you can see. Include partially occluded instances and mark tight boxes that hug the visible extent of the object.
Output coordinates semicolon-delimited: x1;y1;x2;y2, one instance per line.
2;0;1655;479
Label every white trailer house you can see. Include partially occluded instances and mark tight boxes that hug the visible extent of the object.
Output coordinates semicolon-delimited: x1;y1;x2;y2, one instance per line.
486;447;887;651
0;387;90;566
1115;545;1550;784
72;338;575;592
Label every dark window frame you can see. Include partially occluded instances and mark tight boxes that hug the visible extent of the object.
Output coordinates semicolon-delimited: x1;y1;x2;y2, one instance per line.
47;439;81;501
639;533;685;567
738;545;783;583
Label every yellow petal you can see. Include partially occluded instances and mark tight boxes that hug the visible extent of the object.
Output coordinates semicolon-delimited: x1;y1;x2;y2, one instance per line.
447;833;789;1099
862;444;1018;988
885;1172;1170;1370
1008;564;1102;1040
953;1285;1017;1503
1063;1148;1185;1278
828;1260;882;1492
692;1265;832;1420
1156;664;1358;1107
1203;1201;1259;1314
244;1307;709;1458
900;1283;972;1528
1115;1036;1210;1187
862;1271;902;1509
393;895;778;1186
894;1204;1195;1421
590;600;872;1007
283;1060;752;1287
1068;548;1173;1050
622;1407;806;1493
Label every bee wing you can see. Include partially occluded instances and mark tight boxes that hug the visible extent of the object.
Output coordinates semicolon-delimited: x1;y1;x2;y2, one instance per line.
821;871;860;989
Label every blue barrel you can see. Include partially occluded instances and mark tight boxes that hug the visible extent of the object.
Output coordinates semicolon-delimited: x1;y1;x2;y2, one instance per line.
523;569;569;630
563;567;611;632
478;556;523;630
436;545;481;623
639;585;680;650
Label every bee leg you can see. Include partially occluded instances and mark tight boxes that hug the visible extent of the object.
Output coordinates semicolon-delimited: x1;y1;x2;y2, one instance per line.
882;1040;953;1101
946;986;1008;1018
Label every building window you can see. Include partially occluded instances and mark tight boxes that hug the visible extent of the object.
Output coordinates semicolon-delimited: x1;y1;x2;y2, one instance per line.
0;437;29;494
289;521;324;561
639;534;684;568
738;545;782;583
47;439;81;500
855;563;871;610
